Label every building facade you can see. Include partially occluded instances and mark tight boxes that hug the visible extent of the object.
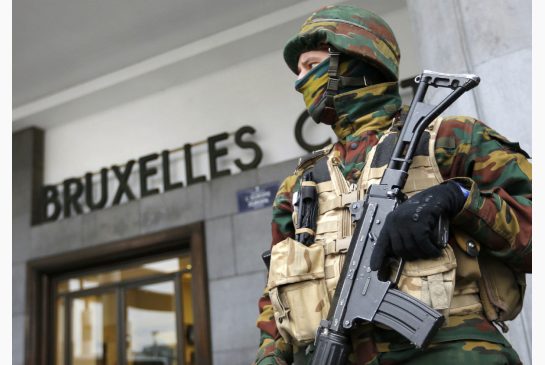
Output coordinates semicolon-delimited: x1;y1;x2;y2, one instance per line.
13;0;532;364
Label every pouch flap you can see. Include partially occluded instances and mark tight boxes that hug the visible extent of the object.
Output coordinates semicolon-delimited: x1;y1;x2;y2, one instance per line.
400;244;457;277
478;253;526;322
267;237;325;288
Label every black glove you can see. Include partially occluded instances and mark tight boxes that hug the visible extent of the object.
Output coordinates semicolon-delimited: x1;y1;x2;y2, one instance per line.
370;181;467;271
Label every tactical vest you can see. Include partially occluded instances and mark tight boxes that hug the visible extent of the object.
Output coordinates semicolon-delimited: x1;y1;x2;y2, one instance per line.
266;118;525;346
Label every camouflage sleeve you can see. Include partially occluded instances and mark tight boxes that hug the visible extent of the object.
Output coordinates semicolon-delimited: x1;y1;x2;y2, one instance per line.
253;323;293;365
434;117;532;272
255;174;300;364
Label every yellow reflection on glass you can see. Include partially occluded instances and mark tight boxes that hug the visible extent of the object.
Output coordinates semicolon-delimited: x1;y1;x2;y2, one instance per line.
181;271;194;365
55;298;65;365
126;281;178;365
71;292;117;365
179;256;192;272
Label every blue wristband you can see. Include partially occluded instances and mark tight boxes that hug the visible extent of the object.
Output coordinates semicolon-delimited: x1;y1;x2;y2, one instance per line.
452;181;470;198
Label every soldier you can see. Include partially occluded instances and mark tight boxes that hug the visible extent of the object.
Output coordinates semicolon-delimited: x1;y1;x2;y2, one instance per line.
254;5;531;365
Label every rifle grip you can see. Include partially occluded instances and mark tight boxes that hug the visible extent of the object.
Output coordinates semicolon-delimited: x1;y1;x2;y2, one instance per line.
435;214;449;248
261;249;271;270
309;325;350;365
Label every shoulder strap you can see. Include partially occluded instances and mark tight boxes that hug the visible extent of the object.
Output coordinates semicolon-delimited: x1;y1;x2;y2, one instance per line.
294;144;334;174
312;156;331;184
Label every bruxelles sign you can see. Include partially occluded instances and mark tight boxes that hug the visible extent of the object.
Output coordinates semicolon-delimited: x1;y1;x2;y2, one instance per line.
41;115;326;223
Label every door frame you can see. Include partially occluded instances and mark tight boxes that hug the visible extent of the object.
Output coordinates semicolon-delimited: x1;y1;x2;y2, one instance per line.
25;222;211;365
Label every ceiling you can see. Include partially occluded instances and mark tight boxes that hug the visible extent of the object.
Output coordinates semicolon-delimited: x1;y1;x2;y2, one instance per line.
13;0;405;129
13;0;302;106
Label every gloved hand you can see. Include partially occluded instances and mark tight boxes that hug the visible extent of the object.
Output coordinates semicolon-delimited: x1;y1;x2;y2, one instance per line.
370;181;467;271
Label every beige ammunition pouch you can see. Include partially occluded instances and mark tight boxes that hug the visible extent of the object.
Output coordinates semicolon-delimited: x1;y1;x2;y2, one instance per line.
449;234;484;317
393;246;457;321
267;117;524;344
267;237;330;346
479;255;526;324
452;231;526;326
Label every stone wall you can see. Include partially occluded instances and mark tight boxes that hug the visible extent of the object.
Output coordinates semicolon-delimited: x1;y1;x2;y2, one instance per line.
407;1;532;363
13;127;297;365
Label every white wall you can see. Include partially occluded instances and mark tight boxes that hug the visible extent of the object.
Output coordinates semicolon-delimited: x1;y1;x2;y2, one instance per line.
44;48;314;184
43;5;420;186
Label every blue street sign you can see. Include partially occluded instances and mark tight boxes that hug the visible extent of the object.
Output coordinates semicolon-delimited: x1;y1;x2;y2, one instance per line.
237;182;280;213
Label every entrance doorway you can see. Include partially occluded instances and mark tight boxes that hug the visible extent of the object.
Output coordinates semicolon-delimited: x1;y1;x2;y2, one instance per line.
54;253;194;365
26;224;211;365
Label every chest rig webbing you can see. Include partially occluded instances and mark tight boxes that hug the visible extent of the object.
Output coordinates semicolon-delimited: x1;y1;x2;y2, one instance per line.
292;117;482;320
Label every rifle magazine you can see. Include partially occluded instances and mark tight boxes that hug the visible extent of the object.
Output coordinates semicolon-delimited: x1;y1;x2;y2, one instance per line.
374;288;444;348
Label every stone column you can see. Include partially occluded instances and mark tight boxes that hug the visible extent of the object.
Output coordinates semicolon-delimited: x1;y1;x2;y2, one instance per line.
407;0;532;155
12;127;44;365
407;1;532;364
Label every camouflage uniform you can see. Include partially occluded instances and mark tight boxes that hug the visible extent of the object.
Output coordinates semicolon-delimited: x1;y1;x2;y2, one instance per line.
254;5;531;365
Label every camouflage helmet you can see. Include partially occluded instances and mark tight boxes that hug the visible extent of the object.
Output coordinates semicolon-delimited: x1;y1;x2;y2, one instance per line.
284;5;400;81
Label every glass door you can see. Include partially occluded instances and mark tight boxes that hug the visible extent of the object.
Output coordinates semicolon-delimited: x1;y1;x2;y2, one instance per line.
54;253;195;365
125;281;177;365
70;292;118;365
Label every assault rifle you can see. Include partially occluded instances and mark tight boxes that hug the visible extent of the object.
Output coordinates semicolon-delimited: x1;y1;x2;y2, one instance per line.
309;70;480;365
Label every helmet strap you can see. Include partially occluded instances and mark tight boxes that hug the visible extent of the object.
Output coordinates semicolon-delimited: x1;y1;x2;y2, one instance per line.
311;47;383;124
324;47;341;108
310;47;341;124
310;47;374;124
